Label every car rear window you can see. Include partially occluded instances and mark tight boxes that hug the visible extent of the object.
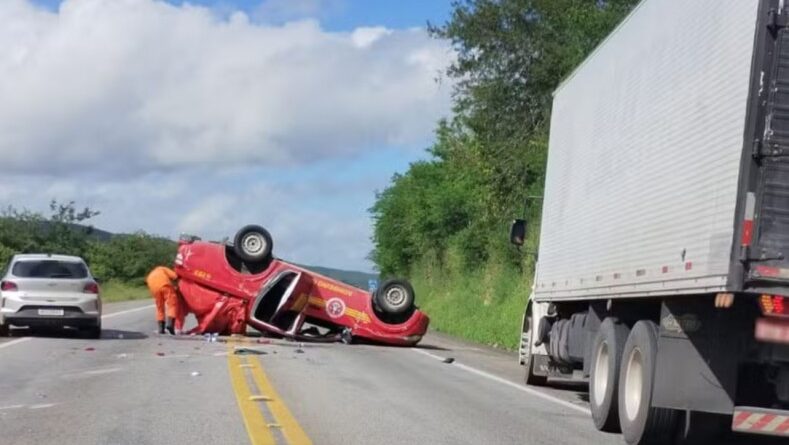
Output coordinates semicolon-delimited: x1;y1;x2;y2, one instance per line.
12;260;88;279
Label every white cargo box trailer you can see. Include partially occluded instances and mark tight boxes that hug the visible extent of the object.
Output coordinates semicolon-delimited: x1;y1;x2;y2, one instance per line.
513;1;789;444
534;0;759;300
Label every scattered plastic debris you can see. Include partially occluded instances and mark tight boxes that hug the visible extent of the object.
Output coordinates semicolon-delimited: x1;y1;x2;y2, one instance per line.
267;423;282;428
249;395;271;401
190;371;201;377
84;347;95;352
295;348;305;354
116;353;128;359
156;352;165;357
442;357;455;364
256;339;270;344
234;347;267;355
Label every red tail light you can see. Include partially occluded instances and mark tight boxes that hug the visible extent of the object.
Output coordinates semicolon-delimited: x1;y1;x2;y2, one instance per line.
83;282;100;294
1;281;18;291
760;294;789;317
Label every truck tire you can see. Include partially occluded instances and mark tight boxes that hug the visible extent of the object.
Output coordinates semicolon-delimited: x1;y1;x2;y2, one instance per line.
521;306;547;386
374;279;415;315
618;320;678;445
233;225;274;263
590;318;630;432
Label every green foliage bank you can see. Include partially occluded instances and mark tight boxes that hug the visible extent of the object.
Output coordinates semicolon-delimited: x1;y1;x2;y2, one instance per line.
370;0;639;348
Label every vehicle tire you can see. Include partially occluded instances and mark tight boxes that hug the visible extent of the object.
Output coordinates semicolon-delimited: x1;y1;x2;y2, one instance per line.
233;225;274;263
590;318;630;432
374;279;415;315
85;321;101;339
618;320;678;445
675;411;728;445
0;322;8;337
521;305;548;386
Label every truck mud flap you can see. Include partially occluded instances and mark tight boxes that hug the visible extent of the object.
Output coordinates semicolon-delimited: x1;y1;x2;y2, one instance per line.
733;406;789;437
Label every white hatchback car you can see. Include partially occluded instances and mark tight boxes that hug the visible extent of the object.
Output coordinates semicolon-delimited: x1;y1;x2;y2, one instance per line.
0;254;102;338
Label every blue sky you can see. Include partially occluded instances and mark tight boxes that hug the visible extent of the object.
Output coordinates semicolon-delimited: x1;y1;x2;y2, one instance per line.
5;0;456;272
32;0;451;30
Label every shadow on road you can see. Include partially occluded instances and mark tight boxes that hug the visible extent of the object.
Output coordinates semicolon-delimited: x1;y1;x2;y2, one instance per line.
8;327;148;340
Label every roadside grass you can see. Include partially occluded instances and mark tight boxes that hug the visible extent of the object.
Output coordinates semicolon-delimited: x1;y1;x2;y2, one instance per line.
100;280;149;303
409;258;532;350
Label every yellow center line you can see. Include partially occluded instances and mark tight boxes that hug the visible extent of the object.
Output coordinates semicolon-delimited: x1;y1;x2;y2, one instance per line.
248;357;313;445
228;352;276;445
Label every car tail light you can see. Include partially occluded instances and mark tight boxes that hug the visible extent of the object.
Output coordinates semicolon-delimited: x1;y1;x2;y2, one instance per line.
84;282;100;294
1;281;18;291
760;294;789;317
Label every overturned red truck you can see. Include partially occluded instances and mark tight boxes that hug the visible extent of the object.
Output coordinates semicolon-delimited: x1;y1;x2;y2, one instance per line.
172;225;428;346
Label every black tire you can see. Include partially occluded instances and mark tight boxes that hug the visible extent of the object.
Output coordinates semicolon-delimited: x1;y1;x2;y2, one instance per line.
618;321;679;445
590;318;630;432
521;306;548;386
233;225;273;263
0;322;8;337
83;320;101;339
374;279;415;315
675;411;728;445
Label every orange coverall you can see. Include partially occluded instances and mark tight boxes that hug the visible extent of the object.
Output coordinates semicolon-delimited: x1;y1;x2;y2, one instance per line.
146;266;178;322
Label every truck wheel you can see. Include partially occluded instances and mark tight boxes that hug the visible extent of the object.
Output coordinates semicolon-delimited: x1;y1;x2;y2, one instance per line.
618;321;678;445
233;225;273;263
590;318;630;432
374;279;415;315
521;306;547;386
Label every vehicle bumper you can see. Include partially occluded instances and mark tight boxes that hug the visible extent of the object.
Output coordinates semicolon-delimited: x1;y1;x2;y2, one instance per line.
1;307;101;328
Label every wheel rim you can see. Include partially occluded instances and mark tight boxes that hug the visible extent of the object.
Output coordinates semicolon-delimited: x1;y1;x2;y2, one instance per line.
242;233;266;255
592;341;610;407
384;286;407;308
624;347;644;421
522;317;532;365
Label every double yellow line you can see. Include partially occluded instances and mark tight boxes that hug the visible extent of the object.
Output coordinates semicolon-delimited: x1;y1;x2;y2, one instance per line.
228;351;312;445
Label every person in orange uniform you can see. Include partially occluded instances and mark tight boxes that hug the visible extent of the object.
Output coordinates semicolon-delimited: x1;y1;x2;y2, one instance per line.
146;266;179;335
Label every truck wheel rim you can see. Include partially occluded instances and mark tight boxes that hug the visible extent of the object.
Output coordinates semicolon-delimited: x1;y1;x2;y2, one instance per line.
593;342;609;407
384;286;406;307
242;233;266;255
624;348;644;421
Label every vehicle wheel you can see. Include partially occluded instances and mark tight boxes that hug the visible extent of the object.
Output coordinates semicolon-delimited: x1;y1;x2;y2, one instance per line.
521;305;547;385
675;411;728;445
590;318;630;432
618;320;678;445
233;225;274;263
0;322;8;337
84;322;101;339
374;279;415;315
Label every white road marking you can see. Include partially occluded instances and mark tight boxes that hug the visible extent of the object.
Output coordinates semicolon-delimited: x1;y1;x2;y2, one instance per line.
0;405;24;411
412;348;591;415
0;304;154;351
101;304;155;319
29;403;56;410
0;337;31;350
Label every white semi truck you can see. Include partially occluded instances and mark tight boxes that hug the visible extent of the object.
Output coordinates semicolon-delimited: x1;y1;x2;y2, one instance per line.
512;0;789;443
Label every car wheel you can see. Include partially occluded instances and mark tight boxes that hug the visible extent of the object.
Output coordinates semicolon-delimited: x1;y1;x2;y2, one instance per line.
84;322;101;339
521;305;547;386
233;225;274;263
618;320;678;445
590;318;630;432
374;279;415;315
0;322;8;337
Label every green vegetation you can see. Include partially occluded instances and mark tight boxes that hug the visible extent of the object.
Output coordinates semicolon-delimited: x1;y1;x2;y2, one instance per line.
0;200;176;298
371;0;639;349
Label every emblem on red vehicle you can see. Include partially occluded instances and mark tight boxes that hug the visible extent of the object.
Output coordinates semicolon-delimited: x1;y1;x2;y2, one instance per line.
326;298;346;319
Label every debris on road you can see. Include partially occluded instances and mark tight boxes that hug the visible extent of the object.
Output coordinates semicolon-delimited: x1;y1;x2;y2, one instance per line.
249;395;271;401
84;347;95;352
190;371;201;377
442;357;455;364
295;348;305;354
233;346;267;355
156;352;165;357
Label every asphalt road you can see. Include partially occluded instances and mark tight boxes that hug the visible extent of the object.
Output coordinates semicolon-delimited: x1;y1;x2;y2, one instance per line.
0;300;783;445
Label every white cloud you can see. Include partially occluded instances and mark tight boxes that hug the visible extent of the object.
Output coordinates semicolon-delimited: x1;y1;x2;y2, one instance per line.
0;0;453;176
